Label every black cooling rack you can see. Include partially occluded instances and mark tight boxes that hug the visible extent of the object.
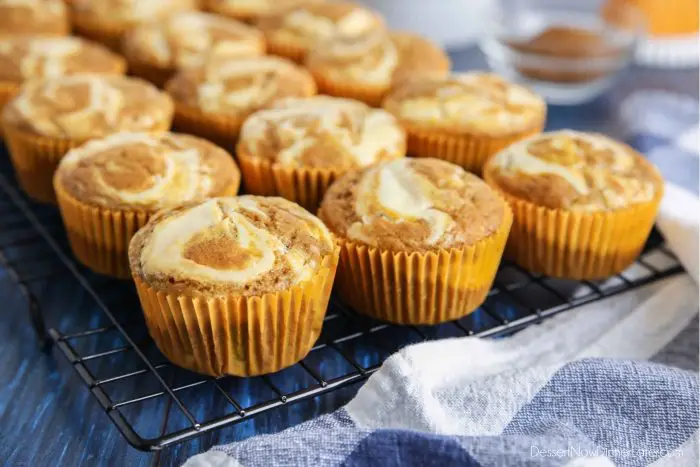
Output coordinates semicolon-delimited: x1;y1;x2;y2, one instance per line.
0;152;684;452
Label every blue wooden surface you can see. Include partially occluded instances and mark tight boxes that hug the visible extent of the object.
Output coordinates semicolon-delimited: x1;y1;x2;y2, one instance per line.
0;47;697;467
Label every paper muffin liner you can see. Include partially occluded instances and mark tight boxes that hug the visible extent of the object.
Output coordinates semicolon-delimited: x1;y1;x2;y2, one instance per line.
54;176;239;279
403;123;545;175
3;121;171;204
328;208;512;325
132;248;340;377
307;68;387;107
0;82;19;138
483;170;664;280
70;13;125;51
237;148;341;212
172;102;244;152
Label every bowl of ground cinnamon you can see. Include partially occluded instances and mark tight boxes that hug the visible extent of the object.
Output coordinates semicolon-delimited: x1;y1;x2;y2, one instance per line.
480;0;644;105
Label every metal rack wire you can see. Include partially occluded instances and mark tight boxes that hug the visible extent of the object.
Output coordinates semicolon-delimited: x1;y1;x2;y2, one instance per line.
0;152;684;451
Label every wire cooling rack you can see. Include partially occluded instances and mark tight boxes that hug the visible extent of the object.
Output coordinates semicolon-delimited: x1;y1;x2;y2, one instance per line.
0;152;685;452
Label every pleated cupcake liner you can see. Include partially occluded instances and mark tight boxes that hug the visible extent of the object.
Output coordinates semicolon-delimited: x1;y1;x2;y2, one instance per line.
237;148;340;212
402;123;545;175
0;82;20;138
3;121;171;204
171;102;245;152
324;207;512;325
54;175;239;279
132;248;340;377
483;168;664;280
306;68;388;107
3;123;83;203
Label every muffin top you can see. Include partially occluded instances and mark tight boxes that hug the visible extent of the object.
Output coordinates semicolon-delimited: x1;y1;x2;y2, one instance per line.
0;0;68;37
383;73;546;136
129;195;336;295
256;2;383;49
165;56;316;116
56;132;240;210
306;30;450;88
71;0;198;27
484;130;663;211
123;11;265;70
319;158;507;251
0;36;126;83
238;96;405;170
3;75;174;140
205;0;323;21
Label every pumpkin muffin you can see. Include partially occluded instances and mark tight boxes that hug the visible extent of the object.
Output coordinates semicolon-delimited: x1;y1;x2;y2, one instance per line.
383;72;546;174
305;29;450;107
54;132;240;278
0;36;126;131
129;195;339;376
318;158;511;325
2;75;173;203
70;0;199;51
255;1;384;63
165;56;316;148
0;0;69;37
205;0;323;23
483;130;664;279
237;95;406;210
122;11;265;88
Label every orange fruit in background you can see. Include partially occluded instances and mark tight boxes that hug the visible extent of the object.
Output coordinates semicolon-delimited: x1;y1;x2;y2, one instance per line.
604;0;699;36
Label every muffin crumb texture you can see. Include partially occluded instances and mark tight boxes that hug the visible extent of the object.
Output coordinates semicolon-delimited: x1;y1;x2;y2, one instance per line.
0;0;69;37
486;130;663;211
319;158;506;251
130;196;335;296
56;132;240;210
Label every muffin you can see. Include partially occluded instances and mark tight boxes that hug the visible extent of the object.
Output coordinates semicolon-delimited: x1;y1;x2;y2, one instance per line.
122;11;265;88
318;158;512;325
255;1;384;63
70;0;199;51
129;195;339;376
0;0;69;37
382;73;546;174
305;29;451;107
2;75;173;203
0;36;126;132
483;130;664;279
205;0;323;23
54;132;240;278
237;95;406;211
165;56;316;149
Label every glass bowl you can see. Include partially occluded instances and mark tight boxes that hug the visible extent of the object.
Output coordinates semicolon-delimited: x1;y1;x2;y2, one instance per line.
479;0;645;105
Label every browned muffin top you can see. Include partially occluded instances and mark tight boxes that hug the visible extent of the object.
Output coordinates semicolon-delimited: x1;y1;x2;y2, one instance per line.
205;0;324;21
319;158;506;251
484;130;664;211
306;30;450;88
129;195;336;296
238;96;405;169
122;11;265;71
383;72;546;137
56;132;240;210
165;56;316;117
256;2;383;50
0;36;126;83
3;75;174;140
70;0;198;28
0;0;69;37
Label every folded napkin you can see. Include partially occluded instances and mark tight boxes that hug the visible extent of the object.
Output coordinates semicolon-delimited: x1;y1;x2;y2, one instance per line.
185;93;699;467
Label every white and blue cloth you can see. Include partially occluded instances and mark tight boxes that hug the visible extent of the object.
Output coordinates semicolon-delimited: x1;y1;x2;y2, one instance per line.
186;92;699;467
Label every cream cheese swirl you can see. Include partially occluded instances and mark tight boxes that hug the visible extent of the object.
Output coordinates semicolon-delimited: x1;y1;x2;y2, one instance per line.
135;196;334;290
238;96;405;169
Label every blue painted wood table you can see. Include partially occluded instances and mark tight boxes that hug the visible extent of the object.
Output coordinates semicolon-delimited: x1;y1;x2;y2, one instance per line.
0;47;697;467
